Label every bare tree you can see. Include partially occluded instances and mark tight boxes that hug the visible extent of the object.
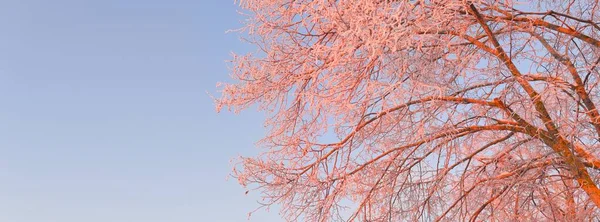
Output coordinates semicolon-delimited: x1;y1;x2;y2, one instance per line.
217;0;600;221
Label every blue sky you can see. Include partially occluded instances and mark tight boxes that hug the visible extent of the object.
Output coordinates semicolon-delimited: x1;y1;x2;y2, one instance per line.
0;1;280;221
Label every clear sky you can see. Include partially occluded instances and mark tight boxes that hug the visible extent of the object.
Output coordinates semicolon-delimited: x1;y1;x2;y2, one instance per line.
0;1;280;221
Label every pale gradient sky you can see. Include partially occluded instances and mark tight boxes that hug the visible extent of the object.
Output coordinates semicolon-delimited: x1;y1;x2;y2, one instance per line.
0;1;280;221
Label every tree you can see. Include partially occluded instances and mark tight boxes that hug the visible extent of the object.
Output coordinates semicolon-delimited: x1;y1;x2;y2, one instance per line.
217;0;600;221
